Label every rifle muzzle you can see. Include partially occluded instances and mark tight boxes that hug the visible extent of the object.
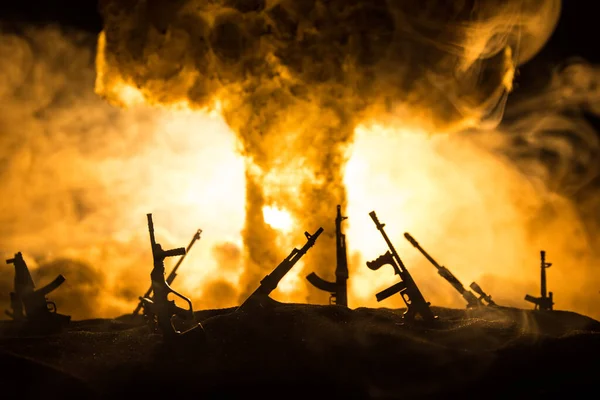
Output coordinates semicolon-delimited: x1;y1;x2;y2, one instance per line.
368;211;384;228
305;227;324;243
403;232;418;247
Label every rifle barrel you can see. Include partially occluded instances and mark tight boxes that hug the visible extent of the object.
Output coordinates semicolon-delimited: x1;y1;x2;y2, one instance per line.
369;211;406;272
147;214;157;261
241;227;323;307
540;251;547;298
405;232;469;295
268;228;323;286
166;229;202;285
404;233;441;270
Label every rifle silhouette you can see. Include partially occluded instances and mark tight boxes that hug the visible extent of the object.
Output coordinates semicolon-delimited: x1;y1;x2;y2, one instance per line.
306;205;349;306
366;212;437;322
132;228;202;318
525;250;554;311
5;252;70;326
238;227;324;312
404;232;496;308
138;213;205;341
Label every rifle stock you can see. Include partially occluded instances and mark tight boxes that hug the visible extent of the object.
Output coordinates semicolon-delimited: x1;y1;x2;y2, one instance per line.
367;212;437;323
306;205;349;306
238;227;324;312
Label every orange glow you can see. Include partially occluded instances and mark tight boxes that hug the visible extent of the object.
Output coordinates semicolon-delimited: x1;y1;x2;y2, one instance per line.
262;206;294;234
4;4;599;322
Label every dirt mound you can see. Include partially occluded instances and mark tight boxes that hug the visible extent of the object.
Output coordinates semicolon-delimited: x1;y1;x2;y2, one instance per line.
1;304;599;399
0;350;94;398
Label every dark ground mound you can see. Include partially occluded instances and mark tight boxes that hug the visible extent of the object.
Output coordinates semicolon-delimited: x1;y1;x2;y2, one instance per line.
1;302;599;399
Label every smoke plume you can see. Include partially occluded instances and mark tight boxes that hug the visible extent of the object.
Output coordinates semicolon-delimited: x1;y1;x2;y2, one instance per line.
96;0;562;303
0;24;247;319
2;1;599;320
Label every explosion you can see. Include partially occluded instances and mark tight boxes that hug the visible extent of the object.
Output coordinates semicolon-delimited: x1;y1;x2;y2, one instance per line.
1;0;599;320
0;25;247;317
94;0;565;303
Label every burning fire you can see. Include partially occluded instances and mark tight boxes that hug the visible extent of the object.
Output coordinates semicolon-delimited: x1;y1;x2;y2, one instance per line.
2;1;600;321
262;206;294;234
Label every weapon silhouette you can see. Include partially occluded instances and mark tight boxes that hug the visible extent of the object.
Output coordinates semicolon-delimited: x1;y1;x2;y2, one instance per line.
366;212;437;322
5;252;70;327
404;232;496;308
132;228;202;318
524;250;554;311
306;205;349;307
138;213;205;341
238;227;324;312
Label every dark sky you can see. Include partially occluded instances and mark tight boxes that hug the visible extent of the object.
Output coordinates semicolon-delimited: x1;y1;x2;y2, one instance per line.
0;1;598;144
0;1;597;88
0;1;597;123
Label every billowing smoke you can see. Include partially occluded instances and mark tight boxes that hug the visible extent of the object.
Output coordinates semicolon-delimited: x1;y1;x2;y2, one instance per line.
0;24;248;319
3;2;599;320
477;59;600;316
31;258;106;318
342;58;600;318
95;0;562;303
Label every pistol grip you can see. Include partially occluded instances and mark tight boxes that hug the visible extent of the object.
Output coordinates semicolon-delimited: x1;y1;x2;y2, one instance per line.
367;251;396;273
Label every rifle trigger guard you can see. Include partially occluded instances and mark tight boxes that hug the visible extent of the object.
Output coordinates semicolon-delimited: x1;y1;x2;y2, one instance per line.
46;301;57;313
168;287;194;315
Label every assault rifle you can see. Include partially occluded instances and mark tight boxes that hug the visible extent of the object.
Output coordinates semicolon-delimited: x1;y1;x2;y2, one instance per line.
366;212;437;322
306;205;349;307
138;213;205;341
404;232;495;308
132;228;202;318
238;227;324;312
5;252;70;327
525;250;554;311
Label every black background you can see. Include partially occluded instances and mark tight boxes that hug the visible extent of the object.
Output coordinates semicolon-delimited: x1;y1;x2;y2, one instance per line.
0;1;597;116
